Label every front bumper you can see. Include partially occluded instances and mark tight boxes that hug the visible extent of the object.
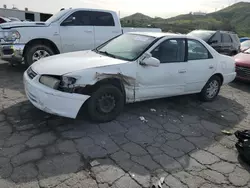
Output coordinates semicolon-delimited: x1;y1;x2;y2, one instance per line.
235;65;250;81
23;70;90;118
0;43;25;62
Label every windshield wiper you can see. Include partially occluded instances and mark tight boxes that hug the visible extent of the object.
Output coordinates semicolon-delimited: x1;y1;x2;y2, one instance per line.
98;50;117;58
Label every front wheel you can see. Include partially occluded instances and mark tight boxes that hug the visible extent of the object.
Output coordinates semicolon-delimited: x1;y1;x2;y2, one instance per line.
87;85;125;122
199;75;221;102
24;44;54;66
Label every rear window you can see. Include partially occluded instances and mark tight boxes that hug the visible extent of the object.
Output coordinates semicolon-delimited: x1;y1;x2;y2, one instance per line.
187;30;215;41
221;33;232;43
91;11;115;26
231;34;240;43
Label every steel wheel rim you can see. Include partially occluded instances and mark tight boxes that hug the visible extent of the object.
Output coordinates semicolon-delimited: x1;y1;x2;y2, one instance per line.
206;80;219;99
97;94;116;114
32;50;50;62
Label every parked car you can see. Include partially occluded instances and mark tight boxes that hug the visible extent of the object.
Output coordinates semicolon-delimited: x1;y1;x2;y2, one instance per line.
240;37;250;43
8;17;21;22
0;8;161;66
234;48;250;81
187;30;240;56
0;16;11;24
240;40;250;52
23;32;236;122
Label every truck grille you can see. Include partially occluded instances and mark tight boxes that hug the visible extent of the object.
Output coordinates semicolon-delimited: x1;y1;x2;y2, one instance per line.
236;65;250;78
27;67;37;79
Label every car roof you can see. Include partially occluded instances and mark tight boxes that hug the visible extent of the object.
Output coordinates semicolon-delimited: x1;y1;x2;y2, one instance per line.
128;32;186;38
68;8;117;15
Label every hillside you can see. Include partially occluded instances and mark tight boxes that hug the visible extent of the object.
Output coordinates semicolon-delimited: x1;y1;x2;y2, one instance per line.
121;13;152;21
121;2;250;37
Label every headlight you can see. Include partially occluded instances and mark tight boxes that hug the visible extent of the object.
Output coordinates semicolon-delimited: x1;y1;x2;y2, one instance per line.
39;75;60;89
61;76;77;87
2;30;20;42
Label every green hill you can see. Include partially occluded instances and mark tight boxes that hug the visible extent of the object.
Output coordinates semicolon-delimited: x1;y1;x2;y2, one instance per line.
121;2;250;37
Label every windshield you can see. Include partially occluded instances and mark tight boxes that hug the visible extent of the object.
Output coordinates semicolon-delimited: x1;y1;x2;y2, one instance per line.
241;40;250;48
46;9;68;23
9;17;20;21
187;30;215;41
96;33;156;61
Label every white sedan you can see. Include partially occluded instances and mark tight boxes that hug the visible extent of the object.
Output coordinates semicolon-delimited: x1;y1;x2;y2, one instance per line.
23;32;236;122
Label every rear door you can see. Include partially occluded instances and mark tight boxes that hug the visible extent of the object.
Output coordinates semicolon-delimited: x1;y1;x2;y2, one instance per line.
59;11;94;53
185;39;216;93
91;11;122;48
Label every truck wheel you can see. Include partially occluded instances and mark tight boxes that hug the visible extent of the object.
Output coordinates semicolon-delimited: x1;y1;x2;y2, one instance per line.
24;44;54;66
199;75;221;102
87;85;124;123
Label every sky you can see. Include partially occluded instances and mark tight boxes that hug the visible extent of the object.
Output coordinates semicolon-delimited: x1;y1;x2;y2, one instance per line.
0;0;249;18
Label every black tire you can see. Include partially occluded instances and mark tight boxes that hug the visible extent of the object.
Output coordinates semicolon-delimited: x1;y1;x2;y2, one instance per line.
87;85;124;122
199;75;221;102
24;44;54;66
230;51;237;56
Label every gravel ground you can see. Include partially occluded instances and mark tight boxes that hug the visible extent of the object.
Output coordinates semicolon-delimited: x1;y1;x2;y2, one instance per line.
0;60;250;188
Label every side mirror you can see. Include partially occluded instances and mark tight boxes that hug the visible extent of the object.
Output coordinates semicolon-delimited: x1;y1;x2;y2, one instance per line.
61;16;76;26
141;57;160;67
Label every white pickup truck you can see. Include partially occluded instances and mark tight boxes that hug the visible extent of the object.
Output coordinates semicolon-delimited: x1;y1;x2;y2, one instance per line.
0;8;161;66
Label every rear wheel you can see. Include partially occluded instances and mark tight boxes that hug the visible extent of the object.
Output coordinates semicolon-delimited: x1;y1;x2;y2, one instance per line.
87;85;124;122
24;44;54;66
230;51;237;56
199;75;221;102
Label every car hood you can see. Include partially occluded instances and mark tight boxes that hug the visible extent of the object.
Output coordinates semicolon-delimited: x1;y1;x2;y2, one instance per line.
240;46;250;52
0;21;48;29
234;52;250;65
31;50;128;75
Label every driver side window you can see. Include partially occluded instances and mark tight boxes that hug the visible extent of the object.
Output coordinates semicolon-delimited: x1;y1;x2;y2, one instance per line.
61;11;92;26
151;39;185;63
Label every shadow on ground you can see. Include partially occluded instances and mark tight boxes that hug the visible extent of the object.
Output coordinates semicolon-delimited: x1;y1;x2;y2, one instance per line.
0;93;247;186
229;80;250;93
0;62;249;187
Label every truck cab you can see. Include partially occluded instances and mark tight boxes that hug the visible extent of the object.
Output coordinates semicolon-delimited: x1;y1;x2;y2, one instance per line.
0;8;125;65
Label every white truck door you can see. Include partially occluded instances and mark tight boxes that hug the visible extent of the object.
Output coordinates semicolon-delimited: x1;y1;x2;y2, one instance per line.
92;11;122;48
59;11;94;53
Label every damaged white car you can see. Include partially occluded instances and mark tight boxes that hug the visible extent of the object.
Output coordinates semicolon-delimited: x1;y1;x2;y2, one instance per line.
23;32;236;122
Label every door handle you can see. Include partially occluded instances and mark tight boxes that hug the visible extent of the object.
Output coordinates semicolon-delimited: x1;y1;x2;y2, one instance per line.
84;30;92;33
209;65;214;69
178;70;186;73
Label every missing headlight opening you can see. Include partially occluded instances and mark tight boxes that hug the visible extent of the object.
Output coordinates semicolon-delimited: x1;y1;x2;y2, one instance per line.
39;75;78;93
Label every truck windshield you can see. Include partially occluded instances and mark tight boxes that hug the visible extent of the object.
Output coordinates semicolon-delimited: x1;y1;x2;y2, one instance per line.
96;33;156;61
46;9;68;23
187;30;215;41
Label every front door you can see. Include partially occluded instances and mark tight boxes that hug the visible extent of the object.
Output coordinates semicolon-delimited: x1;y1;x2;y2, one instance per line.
210;31;222;53
59;10;94;53
135;38;187;101
220;33;233;55
185;39;216;93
